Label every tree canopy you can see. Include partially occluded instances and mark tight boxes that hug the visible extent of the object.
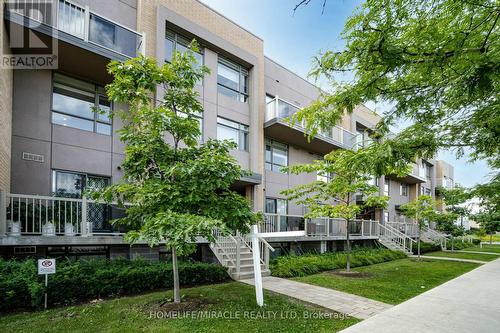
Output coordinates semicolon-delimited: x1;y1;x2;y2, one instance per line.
294;0;499;180
92;43;259;302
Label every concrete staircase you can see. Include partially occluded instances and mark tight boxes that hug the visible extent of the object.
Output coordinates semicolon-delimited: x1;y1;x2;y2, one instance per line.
378;223;415;255
210;232;272;280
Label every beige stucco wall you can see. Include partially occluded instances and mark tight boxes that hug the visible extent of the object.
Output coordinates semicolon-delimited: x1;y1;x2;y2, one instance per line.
0;7;13;192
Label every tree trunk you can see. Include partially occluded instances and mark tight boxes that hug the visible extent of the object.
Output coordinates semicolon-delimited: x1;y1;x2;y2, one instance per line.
172;248;180;303
490;233;493;245
417;220;421;261
451;235;454;252
346;219;351;272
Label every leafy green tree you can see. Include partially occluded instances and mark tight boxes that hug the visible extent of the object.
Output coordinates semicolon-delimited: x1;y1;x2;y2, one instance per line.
400;195;437;259
474;210;500;244
282;148;392;272
432;210;461;251
92;43;258;303
293;0;499;194
437;185;471;228
473;173;500;244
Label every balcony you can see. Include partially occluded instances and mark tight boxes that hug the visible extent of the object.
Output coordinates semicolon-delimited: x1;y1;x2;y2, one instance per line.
262;213;379;241
386;163;427;184
4;0;144;60
265;97;355;154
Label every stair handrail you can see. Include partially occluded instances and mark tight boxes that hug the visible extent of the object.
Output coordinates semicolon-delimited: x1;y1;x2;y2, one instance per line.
211;229;238;267
379;223;415;254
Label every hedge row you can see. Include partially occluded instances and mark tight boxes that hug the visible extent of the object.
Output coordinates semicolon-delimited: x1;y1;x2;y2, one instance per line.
413;241;442;254
270;248;407;278
0;258;229;312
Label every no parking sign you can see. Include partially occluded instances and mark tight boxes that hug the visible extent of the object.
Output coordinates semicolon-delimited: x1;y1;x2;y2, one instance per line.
38;259;56;309
38;259;56;275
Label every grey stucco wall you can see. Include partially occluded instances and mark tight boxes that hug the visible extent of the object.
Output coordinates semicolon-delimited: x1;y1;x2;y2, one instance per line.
10;69;124;195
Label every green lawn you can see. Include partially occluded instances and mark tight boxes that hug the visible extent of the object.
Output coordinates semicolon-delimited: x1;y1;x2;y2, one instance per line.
424;251;499;262
294;258;479;305
478;234;500;243
462;245;500;254
0;282;358;333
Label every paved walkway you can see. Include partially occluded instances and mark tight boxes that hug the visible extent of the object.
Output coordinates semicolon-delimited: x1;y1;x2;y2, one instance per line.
450;250;500;256
240;276;392;319
340;258;500;333
410;255;487;264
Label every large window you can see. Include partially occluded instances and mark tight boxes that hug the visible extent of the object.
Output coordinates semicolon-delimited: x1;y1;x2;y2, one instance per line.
217;117;249;151
265;139;288;173
265;198;287;215
52;170;112;232
217;57;248;102
52;73;112;135
165;29;203;68
384;178;390;196
52;170;110;198
400;183;409;196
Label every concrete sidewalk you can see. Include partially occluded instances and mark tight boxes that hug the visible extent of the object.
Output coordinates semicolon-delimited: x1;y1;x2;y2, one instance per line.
240;276;392;319
411;255;488;264
340;258;500;333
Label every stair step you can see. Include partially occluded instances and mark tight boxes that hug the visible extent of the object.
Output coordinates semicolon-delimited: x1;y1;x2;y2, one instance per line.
232;269;271;280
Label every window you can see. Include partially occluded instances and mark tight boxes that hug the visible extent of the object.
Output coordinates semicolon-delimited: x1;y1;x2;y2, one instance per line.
217;117;249;151
217;57;248;102
425;164;432;179
420;186;431;196
400;183;409;196
52;170;112;232
165;29;203;68
384;179;390;196
265;198;287;215
51;73;112;135
317;171;333;183
384;211;390;222
52;170;110;198
265;139;288;173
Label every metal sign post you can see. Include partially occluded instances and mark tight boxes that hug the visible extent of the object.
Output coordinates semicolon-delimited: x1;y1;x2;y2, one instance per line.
38;259;56;310
251;225;264;306
251;225;306;307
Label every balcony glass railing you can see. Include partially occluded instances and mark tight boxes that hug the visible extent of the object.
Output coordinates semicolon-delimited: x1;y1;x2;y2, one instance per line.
7;0;144;58
265;96;355;148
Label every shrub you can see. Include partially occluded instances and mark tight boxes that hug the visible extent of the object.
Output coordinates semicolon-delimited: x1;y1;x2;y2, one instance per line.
270;248;406;278
413;242;442;254
445;238;479;250
0;258;228;312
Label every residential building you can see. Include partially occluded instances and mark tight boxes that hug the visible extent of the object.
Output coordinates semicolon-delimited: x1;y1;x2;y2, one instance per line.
0;0;453;267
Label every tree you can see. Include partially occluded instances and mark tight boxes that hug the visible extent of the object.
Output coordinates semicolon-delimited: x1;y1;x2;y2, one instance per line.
92;43;259;303
473;173;500;244
474;210;500;244
400;195;437;259
437;185;471;228
282;148;393;272
432;210;461;251
293;0;499;194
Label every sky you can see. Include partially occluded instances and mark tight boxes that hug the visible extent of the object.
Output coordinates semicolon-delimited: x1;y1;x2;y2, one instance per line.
200;0;493;187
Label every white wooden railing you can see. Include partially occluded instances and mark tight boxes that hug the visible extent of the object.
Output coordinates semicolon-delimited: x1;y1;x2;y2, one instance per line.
1;192;127;237
386;222;419;237
379;223;415;254
263;213;379;238
422;226;449;249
